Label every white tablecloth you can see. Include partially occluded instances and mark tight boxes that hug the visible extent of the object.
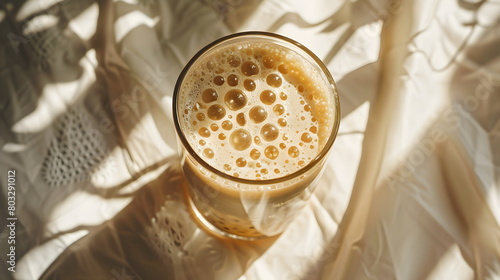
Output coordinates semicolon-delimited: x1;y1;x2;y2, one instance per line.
1;0;499;279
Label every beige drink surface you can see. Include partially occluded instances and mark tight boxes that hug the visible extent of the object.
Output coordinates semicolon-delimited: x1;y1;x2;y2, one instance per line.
178;40;334;180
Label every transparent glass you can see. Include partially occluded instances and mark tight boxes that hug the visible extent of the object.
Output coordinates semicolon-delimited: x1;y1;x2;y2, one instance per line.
173;31;340;240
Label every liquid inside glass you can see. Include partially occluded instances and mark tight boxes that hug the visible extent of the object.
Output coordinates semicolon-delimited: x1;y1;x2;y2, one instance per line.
174;33;339;239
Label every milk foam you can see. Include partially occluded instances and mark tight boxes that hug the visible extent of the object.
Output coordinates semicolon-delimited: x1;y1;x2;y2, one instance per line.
178;41;334;180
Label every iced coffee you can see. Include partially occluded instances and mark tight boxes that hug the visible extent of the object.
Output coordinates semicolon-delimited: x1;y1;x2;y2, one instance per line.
173;32;340;239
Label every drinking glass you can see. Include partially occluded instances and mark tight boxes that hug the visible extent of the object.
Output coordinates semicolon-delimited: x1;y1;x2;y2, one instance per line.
173;31;340;240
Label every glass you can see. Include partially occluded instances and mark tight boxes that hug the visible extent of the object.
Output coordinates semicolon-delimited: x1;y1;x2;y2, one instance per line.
173;31;340;240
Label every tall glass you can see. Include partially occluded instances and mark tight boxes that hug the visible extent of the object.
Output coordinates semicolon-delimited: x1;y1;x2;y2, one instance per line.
173;32;340;240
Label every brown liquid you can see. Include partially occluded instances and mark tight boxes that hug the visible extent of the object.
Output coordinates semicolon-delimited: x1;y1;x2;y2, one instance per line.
178;39;336;237
178;41;334;181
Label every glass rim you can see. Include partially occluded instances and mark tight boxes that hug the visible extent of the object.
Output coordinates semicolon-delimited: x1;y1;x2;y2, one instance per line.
173;31;341;186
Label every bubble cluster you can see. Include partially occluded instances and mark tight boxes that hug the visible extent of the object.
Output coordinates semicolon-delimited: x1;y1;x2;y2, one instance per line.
179;40;335;180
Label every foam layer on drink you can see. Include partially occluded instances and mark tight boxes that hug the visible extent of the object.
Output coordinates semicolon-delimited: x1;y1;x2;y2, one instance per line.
178;40;335;180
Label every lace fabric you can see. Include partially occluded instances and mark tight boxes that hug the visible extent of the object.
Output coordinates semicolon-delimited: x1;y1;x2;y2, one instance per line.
147;197;196;264
42;104;110;188
146;196;232;280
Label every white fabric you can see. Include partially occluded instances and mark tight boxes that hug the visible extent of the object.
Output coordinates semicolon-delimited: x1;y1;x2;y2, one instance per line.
0;0;499;279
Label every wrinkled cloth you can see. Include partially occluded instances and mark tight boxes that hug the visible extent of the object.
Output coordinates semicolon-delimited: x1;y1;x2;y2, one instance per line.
0;0;499;279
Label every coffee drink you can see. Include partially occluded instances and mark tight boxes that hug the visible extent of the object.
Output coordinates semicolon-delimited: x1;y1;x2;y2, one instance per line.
174;33;339;238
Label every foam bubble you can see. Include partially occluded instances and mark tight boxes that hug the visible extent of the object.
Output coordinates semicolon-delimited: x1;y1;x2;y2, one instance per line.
225;89;247;110
202;88;218;103
227;55;241;67
301;132;312;143
198;127;210;138
278;118;287;127
196;112;205;121
264;145;279;159
263;56;275;68
236;157;247;167
207;105;226;120
288;146;299;158
249;106;267;123
250;149;261;160
244;79;256;91
228;74;239;86
229;129;252;151
222;120;233;130
237;113;246;126
272;104;285;115
260;90;276;105
278;64;288;74
203;148;214;158
266;73;282;87
213;76;225;85
261;124;279;141
241;61;259;76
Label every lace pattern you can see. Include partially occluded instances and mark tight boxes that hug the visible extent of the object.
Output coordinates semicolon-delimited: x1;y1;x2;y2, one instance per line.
41;104;112;188
146;193;231;280
147;196;197;264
